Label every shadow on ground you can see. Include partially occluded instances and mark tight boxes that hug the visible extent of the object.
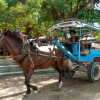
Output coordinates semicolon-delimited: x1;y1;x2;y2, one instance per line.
0;72;100;100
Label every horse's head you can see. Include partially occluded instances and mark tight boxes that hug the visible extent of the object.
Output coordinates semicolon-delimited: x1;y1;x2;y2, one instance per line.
0;29;21;48
0;29;23;56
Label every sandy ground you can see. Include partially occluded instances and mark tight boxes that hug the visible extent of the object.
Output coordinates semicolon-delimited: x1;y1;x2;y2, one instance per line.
0;71;100;100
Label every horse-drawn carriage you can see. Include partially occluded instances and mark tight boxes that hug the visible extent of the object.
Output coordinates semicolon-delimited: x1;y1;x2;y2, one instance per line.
48;19;100;82
0;19;100;95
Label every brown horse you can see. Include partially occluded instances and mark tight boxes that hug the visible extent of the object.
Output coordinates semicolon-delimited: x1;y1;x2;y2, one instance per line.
0;30;70;95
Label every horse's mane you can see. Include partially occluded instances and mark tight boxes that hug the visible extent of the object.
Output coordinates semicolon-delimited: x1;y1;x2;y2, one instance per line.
3;30;22;43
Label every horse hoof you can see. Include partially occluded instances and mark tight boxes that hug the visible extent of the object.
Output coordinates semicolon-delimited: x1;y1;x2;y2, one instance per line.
23;93;30;98
35;88;41;93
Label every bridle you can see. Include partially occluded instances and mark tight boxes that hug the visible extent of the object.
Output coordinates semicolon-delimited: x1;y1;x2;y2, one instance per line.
0;35;4;42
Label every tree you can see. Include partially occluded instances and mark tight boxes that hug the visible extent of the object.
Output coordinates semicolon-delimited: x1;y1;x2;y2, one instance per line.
40;0;100;22
0;0;99;36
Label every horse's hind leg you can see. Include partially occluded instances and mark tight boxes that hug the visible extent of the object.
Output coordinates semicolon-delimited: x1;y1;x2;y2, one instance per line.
58;72;63;90
53;65;63;90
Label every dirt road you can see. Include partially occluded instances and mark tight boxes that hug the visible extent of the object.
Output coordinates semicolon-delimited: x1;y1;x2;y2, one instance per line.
0;71;100;100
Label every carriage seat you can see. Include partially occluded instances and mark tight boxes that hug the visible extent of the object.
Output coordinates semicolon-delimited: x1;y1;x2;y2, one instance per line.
91;42;100;49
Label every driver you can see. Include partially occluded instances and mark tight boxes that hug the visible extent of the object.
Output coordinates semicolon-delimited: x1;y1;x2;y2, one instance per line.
69;30;79;42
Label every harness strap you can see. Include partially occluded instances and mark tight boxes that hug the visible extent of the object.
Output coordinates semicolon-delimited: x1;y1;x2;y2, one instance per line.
38;52;63;59
13;51;27;61
27;39;35;68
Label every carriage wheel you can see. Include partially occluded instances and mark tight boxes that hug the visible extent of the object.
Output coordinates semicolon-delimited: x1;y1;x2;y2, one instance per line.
64;70;75;79
87;62;100;82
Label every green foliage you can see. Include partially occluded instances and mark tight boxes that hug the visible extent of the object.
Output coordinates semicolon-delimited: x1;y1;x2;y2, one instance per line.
0;0;99;38
0;0;7;10
93;31;100;41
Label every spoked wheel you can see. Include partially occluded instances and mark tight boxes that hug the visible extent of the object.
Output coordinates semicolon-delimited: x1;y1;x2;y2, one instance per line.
63;70;75;79
87;62;100;82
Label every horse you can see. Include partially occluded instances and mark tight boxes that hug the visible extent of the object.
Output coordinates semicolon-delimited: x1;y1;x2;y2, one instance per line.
0;30;71;95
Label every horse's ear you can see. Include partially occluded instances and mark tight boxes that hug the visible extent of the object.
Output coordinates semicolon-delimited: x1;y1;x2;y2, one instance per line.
3;29;11;36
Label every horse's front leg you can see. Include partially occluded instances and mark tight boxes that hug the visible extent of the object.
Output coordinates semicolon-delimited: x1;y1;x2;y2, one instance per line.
25;75;31;94
24;69;38;95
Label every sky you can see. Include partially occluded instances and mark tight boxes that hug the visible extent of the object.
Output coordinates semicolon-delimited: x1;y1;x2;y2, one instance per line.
95;3;100;10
